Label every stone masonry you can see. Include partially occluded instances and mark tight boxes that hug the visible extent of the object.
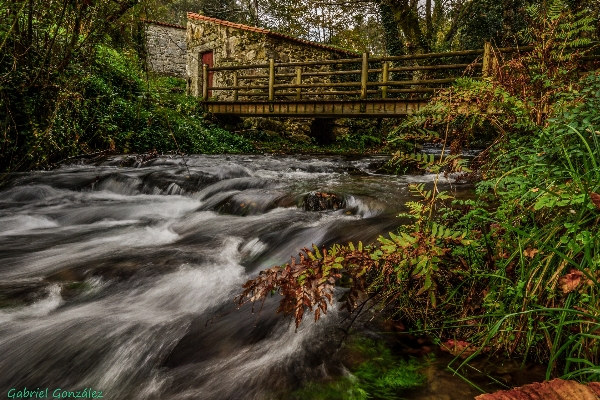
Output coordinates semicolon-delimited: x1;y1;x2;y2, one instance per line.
186;12;358;99
144;14;374;143
144;21;187;78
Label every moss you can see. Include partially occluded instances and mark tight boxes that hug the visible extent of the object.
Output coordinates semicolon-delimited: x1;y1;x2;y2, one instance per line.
292;337;426;400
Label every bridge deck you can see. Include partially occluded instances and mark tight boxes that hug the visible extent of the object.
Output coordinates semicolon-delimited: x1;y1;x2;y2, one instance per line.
203;99;429;118
199;44;599;119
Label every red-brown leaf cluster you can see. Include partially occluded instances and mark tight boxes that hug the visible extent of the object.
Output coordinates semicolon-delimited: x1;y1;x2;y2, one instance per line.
235;245;375;328
559;269;584;294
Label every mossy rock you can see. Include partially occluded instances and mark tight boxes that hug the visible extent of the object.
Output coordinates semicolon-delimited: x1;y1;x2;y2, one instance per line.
303;191;346;211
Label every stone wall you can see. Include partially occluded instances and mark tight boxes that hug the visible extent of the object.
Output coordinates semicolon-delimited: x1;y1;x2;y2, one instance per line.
144;22;187;78
187;14;355;99
185;14;374;142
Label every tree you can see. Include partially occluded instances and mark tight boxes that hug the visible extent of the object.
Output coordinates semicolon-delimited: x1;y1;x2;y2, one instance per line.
139;0;245;25
0;0;139;171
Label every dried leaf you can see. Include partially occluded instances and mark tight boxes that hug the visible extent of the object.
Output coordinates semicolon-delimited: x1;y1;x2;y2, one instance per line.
523;248;539;258
590;192;600;210
559;269;583;294
440;339;476;359
476;378;600;400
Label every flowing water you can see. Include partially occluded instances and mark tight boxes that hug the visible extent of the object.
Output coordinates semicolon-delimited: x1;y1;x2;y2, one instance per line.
0;154;494;399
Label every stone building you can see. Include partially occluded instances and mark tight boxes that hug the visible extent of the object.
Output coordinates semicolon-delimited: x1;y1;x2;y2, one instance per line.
144;14;367;142
143;20;187;78
186;12;357;99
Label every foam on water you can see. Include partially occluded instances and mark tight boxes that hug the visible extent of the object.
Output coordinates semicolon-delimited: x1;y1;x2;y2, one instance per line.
0;284;63;324
1;223;181;279
0;215;59;236
0;154;474;399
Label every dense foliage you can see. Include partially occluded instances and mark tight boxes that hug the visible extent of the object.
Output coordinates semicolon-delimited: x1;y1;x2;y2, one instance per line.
237;1;600;384
138;0;600;55
0;0;255;172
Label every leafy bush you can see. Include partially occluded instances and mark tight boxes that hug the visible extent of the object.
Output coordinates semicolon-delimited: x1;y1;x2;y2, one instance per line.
237;1;600;384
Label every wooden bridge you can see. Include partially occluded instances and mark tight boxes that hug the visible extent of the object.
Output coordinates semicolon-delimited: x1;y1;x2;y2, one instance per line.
201;44;599;118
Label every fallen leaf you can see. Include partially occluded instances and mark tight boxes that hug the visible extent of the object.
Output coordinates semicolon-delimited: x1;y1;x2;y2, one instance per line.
476;378;600;400
559;269;583;294
531;187;539;192
590;192;600;210
523;248;539;258
440;339;476;359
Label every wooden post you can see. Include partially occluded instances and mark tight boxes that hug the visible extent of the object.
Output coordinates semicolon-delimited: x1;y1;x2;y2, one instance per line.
482;41;492;77
233;72;238;101
381;61;389;99
295;67;302;100
202;63;209;99
268;58;275;102
360;52;369;100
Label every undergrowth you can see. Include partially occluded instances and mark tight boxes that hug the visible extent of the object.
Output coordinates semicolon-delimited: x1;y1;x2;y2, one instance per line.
1;43;254;172
237;0;600;390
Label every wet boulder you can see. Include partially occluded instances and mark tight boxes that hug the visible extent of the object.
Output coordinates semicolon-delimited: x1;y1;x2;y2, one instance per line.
303;191;345;211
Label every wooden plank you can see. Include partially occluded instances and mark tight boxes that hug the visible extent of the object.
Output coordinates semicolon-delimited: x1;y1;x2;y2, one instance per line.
382;62;389;99
361;52;369;100
387;88;435;93
373;78;456;86
268;59;275;102
202;64;209;99
210;63;269;71
274;58;362;67
482;41;492;77
371;49;484;62
388;63;481;72
211;85;268;91
274;82;361;89
202;100;428;117
233;73;238;101
296;67;302;100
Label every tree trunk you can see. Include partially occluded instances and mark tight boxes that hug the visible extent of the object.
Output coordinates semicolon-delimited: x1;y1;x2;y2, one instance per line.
378;0;404;55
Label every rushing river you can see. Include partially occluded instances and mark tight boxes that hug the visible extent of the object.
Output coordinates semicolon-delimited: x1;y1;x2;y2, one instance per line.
0;154;487;399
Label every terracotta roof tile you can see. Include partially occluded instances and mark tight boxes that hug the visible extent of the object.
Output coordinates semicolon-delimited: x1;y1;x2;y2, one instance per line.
141;19;185;30
186;12;357;56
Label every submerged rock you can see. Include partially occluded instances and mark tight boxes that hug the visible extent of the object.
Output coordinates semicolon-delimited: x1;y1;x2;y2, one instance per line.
303;191;345;211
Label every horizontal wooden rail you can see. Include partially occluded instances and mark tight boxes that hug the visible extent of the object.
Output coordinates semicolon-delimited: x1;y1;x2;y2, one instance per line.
234;88;436;97
369;78;457;86
496;45;535;53
210;63;270;71
387;88;437;93
226;77;456;91
209;85;268;91
371;49;483;62
389;63;481;72
236;64;480;81
200;43;599;118
208;43;598;72
272;82;361;89
497;42;598;53
236;90;383;97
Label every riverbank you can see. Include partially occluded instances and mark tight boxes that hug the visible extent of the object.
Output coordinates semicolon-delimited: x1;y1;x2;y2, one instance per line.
0;44;406;173
0;153;479;398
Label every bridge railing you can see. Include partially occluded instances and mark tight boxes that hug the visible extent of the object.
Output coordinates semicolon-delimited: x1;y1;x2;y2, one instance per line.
201;43;600;103
202;49;485;102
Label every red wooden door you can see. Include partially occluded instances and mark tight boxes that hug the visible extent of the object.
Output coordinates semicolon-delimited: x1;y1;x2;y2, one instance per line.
202;51;214;97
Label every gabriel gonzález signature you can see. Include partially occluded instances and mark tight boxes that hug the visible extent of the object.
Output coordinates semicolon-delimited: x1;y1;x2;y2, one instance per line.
7;387;103;398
